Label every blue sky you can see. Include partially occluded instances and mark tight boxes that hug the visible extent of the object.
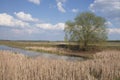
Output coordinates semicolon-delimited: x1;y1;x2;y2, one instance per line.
0;0;120;40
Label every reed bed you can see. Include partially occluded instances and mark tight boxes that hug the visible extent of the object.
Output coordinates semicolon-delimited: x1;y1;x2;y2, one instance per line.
0;50;120;80
25;46;68;55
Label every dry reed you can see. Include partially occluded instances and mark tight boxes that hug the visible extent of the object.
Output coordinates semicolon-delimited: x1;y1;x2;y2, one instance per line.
0;50;120;80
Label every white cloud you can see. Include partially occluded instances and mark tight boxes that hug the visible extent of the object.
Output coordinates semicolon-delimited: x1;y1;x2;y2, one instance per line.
89;0;120;20
28;0;40;5
0;12;65;40
57;2;66;13
0;12;65;38
72;8;79;13
11;22;65;35
14;12;39;22
0;12;65;30
108;28;120;34
56;0;66;2
36;23;65;30
55;23;65;30
12;28;37;35
105;21;113;27
12;29;24;35
0;13;29;28
89;0;120;36
56;0;66;13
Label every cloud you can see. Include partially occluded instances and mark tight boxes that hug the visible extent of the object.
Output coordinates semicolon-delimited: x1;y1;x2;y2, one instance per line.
56;0;66;2
72;8;79;13
105;21;113;27
108;28;120;34
0;12;65;30
57;2;66;13
36;23;65;30
0;12;65;40
0;12;66;41
12;28;38;35
28;0;40;5
0;13;29;28
89;0;120;20
14;12;39;22
89;0;120;37
56;0;66;13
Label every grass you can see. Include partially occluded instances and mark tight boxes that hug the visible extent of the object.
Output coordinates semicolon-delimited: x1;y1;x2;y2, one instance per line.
0;41;94;58
0;40;120;59
0;50;120;80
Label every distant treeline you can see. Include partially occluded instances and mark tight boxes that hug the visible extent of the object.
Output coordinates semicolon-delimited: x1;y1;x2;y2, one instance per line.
107;40;120;42
0;40;120;42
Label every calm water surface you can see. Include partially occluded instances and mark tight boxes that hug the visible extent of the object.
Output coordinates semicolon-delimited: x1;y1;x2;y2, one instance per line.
0;45;84;61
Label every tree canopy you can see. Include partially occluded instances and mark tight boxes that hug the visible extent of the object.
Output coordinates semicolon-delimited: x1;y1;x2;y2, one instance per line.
64;12;107;50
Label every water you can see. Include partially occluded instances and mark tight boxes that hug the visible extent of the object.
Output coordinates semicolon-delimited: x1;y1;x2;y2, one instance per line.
0;45;84;61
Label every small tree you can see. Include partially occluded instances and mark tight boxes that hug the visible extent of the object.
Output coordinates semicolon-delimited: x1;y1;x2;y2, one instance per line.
64;12;107;50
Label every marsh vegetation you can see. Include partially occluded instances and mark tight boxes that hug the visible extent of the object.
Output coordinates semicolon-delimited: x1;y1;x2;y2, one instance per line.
0;40;120;58
0;50;120;80
0;12;120;80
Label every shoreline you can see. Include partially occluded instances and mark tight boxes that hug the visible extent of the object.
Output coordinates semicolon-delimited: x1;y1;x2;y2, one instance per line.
25;46;95;59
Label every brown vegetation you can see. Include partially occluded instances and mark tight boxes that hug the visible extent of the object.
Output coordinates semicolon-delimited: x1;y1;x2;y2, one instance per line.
25;46;94;58
25;46;68;54
0;50;120;80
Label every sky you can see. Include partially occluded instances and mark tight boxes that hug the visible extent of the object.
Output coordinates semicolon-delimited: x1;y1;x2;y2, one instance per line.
0;0;120;41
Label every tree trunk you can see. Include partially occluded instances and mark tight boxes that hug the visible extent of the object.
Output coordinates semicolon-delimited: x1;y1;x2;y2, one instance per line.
83;40;88;51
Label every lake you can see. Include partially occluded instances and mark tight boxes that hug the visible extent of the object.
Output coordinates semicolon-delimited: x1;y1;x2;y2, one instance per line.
0;45;84;61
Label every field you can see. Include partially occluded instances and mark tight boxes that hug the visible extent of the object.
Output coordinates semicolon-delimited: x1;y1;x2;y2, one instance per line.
0;40;120;58
0;40;120;80
0;50;120;80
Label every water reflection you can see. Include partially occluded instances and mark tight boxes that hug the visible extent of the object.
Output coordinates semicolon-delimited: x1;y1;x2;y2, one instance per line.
0;45;84;61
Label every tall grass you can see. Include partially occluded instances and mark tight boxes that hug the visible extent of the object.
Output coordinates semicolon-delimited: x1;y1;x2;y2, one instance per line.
0;50;120;80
